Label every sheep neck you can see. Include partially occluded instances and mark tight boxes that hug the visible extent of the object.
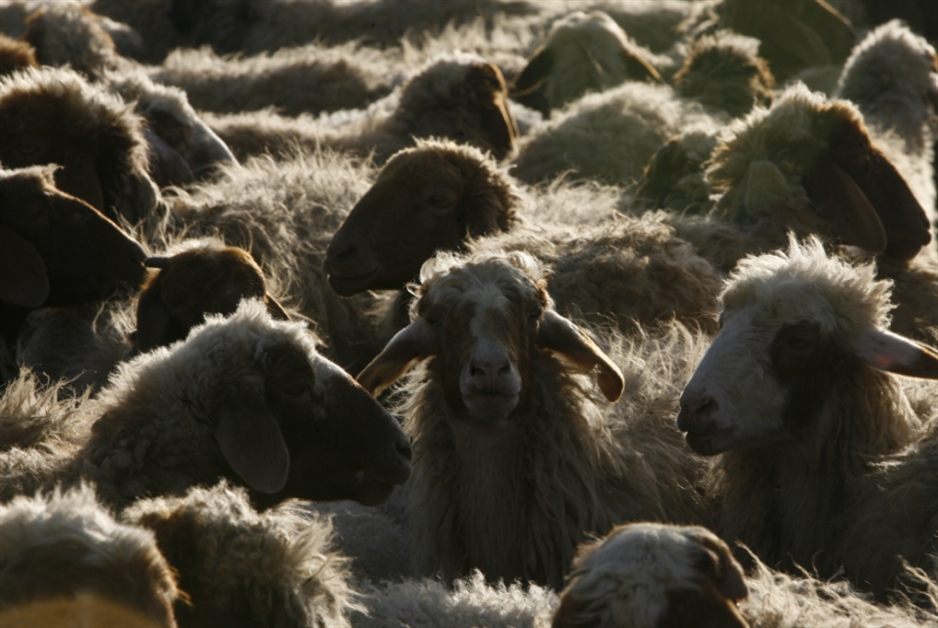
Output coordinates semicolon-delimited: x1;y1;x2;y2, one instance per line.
714;361;922;576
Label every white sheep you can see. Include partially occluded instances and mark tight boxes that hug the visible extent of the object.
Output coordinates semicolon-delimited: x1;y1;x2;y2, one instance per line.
356;250;711;589
0;483;179;627
1;299;412;511
677;236;938;600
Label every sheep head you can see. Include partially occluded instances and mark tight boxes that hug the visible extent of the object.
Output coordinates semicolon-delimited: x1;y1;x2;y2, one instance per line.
511;11;662;117
325;140;520;296
677;237;938;456
0;35;38;77
0;67;158;226
553;523;749;628
135;243;289;353
395;56;519;161
708;84;931;260
0;166;146;308
357;251;624;422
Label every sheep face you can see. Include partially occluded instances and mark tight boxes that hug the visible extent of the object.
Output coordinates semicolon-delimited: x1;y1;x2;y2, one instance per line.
325;141;517;296
553;523;748;628
677;239;938;455
135;245;288;353
0;167;146;308
357;252;624;413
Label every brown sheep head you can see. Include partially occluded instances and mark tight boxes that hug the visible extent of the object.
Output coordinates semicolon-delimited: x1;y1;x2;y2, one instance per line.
0;67;159;227
708;84;931;261
135;242;289;353
0;35;38;77
326;139;520;296
0;166;146;310
393;56;519;161
552;523;749;628
677;238;938;456
357;251;624;422
511;11;662;117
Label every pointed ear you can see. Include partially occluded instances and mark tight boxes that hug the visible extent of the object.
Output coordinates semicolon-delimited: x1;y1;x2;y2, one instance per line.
511;45;554;116
264;294;290;321
621;48;662;83
215;378;290;494
852;148;931;261
0;226;49;307
536;310;624;401
853;328;938;379
135;273;172;352
357;318;433;397
802;154;887;253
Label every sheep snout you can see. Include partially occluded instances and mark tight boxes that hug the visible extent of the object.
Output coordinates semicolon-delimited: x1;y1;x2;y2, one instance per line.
460;351;522;422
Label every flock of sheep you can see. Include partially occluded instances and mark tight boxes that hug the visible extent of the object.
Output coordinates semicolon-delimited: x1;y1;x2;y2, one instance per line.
1;0;937;626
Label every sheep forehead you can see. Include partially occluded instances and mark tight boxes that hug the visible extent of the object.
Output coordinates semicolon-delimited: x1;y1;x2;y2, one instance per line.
421;255;542;315
570;525;707;626
550;11;625;44
722;239;892;335
379;145;464;188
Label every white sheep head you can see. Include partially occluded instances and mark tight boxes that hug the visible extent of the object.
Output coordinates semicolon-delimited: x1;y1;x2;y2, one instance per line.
677;237;938;455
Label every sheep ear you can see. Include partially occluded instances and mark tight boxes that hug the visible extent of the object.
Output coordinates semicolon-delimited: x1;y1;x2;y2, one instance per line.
536;310;624;402
357;319;432;397
215;383;290;494
801;155;887;253
135;275;172;352
0;226;49;307
853;328;938;379
264;294;290;321
511;45;554;116
621;48;662;83
852;148;931;260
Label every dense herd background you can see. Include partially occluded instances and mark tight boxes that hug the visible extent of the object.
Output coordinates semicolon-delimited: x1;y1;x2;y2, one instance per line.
1;0;937;626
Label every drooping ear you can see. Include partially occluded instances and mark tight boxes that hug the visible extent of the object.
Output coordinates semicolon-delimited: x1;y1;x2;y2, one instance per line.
621;47;663;83
536;310;625;401
134;274;172;352
801;154;887;253
510;45;555;116
264;294;290;321
357;318;433;397
853;328;938;379
0;226;49;307
850;148;931;260
215;378;290;494
692;531;749;602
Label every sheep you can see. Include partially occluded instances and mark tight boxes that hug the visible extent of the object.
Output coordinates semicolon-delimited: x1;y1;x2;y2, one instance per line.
552;523;749;628
551;521;938;628
1;299;413;511
205;52;518;163
356;250;711;588
0;34;37;76
124;481;356;628
676;236;938;600
835;20;938;240
0;66;163;231
0;165;146;353
509;11;662;118
326;139;722;337
165;147;394;371
0;595;170;627
0;483;179;627
150;41;396;117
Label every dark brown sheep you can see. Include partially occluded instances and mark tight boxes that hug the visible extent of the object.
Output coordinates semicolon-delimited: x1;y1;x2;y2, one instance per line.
135;242;289;353
0;34;37;77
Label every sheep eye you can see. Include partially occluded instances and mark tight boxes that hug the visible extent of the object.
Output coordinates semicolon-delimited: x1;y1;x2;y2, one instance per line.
283;384;309;398
424;314;442;328
527;308;542;322
424;194;454;212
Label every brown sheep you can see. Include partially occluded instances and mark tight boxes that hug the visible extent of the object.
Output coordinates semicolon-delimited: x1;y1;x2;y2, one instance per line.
135;242;289;353
0;66;162;231
0;166;146;350
326;139;721;335
205;53;518;164
677;237;938;600
0;483;179;628
0;34;38;77
357;250;710;589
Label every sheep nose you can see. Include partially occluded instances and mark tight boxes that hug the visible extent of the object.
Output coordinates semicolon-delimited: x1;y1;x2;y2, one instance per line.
677;390;718;432
468;357;512;390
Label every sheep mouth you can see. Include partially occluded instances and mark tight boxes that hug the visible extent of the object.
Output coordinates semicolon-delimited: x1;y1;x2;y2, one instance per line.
462;393;519;422
327;269;378;296
352;471;399;506
684;426;738;456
